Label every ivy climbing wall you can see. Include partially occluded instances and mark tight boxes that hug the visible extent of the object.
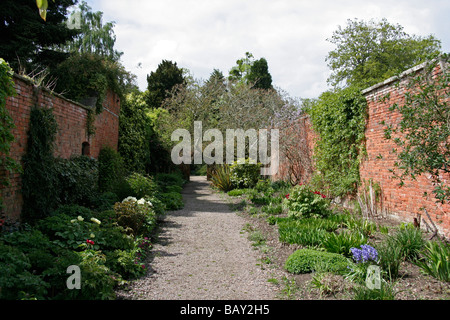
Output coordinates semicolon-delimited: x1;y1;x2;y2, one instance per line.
0;74;120;221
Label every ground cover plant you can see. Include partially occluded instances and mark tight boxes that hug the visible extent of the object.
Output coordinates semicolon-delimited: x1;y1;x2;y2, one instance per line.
0;145;186;300
221;176;450;300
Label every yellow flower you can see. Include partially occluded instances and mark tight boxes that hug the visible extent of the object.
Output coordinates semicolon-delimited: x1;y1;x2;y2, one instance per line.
77;216;84;221
90;233;95;238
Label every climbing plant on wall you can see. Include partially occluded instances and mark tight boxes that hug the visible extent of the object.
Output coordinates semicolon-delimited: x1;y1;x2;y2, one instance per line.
0;59;20;197
21;107;59;223
307;86;368;197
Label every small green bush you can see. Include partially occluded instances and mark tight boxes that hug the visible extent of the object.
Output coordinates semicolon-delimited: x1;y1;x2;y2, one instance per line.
262;203;283;215
144;195;166;217
155;172;185;189
98;146;127;194
90;192;119;212
283;184;331;219
230;158;261;189
0;241;49;300
127;172;159;198
105;248;146;280
73;249;117;300
54;156;99;207
159;192;184;211
114;197;157;236
285;249;349;274
51;204;94;220
1;229;55;273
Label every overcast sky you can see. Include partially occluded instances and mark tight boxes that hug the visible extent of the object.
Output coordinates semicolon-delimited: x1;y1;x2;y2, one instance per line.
87;0;450;99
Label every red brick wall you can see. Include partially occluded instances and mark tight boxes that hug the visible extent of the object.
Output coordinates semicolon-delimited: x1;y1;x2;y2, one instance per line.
0;74;120;221
360;61;449;238
273;60;449;238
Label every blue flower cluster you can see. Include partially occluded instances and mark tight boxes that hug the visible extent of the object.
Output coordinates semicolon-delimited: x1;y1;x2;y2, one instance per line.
350;244;378;264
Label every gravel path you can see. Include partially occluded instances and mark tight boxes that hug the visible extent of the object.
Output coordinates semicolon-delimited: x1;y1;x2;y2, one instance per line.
117;176;279;300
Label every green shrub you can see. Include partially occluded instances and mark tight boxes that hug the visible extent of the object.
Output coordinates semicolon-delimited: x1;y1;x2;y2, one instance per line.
0;242;49;300
414;240;450;282
283;184;331;219
269;180;291;191
98;146;127;195
105;249;146;280
54;155;99;207
262;203;283;215
0;58;20;204
285;249;349;274
255;179;272;192
52;215;103;250
21;107;59;223
155;172;185;189
114;197;157;236
164;184;182;193
90;192;119;212
159;192;184;211
307;86;367;197
127;172;160;198
322;231;368;257
144;195;166;218
73;249;117;300
51;204;94;220
248;192;271;205
230;158;261;189
0;229;55;274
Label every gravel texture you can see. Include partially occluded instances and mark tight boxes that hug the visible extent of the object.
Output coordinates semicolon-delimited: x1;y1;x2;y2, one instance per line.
116;176;280;300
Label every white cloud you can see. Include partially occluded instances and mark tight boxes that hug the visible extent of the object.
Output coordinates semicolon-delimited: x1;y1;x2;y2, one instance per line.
89;0;449;99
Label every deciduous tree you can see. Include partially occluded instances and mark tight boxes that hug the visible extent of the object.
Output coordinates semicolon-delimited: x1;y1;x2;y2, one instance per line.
326;18;442;88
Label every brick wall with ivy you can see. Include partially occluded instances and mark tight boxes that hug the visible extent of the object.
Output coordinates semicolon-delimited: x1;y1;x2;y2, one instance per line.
274;61;449;238
0;74;120;221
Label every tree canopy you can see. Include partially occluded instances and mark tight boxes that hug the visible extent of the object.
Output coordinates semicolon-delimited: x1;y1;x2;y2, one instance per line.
228;52;273;89
61;1;123;61
146;60;185;109
326;18;442;88
0;0;79;72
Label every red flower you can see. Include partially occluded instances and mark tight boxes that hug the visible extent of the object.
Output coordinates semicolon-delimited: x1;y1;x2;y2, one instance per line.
285;194;290;199
86;239;95;245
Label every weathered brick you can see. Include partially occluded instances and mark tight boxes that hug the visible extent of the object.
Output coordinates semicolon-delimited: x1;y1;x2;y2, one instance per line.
0;75;120;222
